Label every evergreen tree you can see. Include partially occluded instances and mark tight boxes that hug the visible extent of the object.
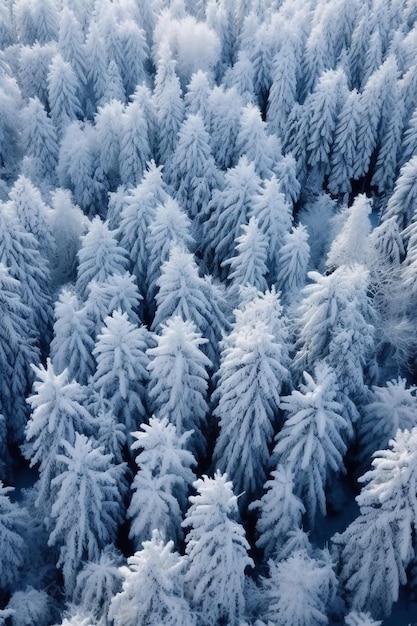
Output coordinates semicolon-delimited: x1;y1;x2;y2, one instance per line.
152;245;227;367
153;49;184;165
0;483;28;592
73;546;123;624
146;197;194;311
48;434;127;595
94;100;124;190
273;363;350;524
326;195;373;270
203;157;261;275
119;99;152;188
251;465;305;560
212;320;290;502
147;316;211;455
333;427;417;617
5;587;53;626
236;104;276;179
383;155;417;230
18;42;56;109
76;217;129;300
57;121;108;217
266;36;298;140
84;271;141;337
223;217;268;293
0;264;39;443
118;162;169;301
293;264;375;394
327;89;360;198
0;203;52;344
50;289;95;385
128;417;196;547
48;188;88;287
357;378;417;468
208;85;242;170
25;359;95;511
277;224;310;304
108;530;196;626
250;175;293;280
223;51;255;105
58;7;87;91
20;98;59;188
92;311;150;438
8;174;55;255
115;19;148;96
47;53;83;137
182;472;253;626
260;549;337;626
168;114;221;222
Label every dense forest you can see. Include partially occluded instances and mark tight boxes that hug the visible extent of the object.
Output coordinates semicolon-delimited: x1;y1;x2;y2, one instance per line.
1;0;417;624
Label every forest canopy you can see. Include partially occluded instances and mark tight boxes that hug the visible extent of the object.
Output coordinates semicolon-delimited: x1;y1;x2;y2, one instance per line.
1;0;417;625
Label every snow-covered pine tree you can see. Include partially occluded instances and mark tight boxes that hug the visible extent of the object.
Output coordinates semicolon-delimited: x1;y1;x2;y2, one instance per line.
128;416;196;547
250;175;293;281
152;245;226;367
212;319;290;503
0;203;52;347
0;264;39;443
277;224;310;305
57;120;108;217
146;197;194;312
0;483;28;592
25;359;95;512
223;217;268;294
153;48;184;166
182;472;253;626
203;156;261;276
119;99;152;188
20;97;58;188
278;363;350;518
73;546;123;624
48;433;127;595
168;114;221;224
207;85;242;170
147;316;211;455
117;161;169;304
326;195;373;271
92;310;150;440
50;289;95;385
357;378;417;468
250;464;305;560
47;53;82;137
260;548;337;626
108;530;195;626
75;217;129;300
333;427;417;617
84;271;141;338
